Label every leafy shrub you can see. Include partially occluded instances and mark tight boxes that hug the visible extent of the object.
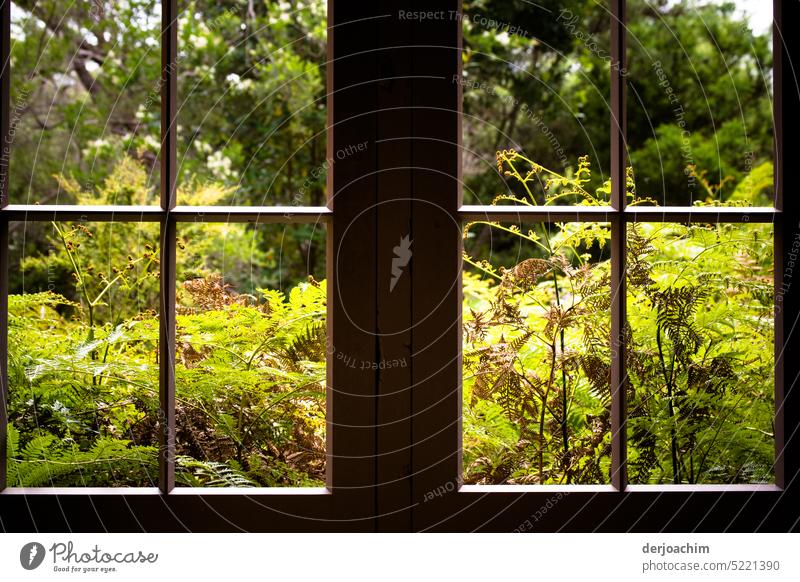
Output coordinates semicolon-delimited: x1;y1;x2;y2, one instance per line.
462;151;774;485
7;276;327;487
6;159;326;488
6;153;774;487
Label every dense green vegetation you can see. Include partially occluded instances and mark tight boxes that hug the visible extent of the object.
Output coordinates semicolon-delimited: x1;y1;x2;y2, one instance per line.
7;161;326;487
4;0;775;486
461;0;773;207
462;152;774;485
6;0;329;486
458;0;775;484
8;0;326;286
7;275;326;487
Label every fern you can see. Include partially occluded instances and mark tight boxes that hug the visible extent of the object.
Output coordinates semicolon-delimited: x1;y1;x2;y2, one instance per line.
463;152;774;485
176;456;257;488
6;425;157;487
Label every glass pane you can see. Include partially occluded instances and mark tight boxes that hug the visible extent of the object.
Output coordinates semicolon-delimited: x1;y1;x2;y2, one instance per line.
463;220;612;484
461;0;611;206
627;0;773;206
7;1;161;205
175;222;326;487
176;1;328;206
7;221;160;487
627;222;774;484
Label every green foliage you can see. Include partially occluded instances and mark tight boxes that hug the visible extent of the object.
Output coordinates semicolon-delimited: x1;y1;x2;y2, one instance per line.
7;273;327;487
463;153;774;485
8;0;327;285
9;0;162;205
175;457;258;488
7;424;158;488
626;221;773;484
624;0;773;203
464;155;614;484
174;275;326;486
15;156;287;298
461;0;773;206
6;0;775;490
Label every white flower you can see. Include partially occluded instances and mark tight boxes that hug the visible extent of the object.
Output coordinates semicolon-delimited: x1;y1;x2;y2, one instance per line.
188;34;208;49
88;137;110;150
207;150;237;180
142;134;161;152
193;139;213;154
226;73;252;92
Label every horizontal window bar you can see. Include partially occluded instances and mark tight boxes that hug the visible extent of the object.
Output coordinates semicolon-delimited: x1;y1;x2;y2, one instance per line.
623;484;781;493
0;205;163;221
459;484;780;495
461;485;617;494
168;487;330;496
0;205;333;223
0;487;330;496
625;206;778;222
2;485;777;496
459;205;778;223
0;488;162;496
459;205;615;222
171;206;332;223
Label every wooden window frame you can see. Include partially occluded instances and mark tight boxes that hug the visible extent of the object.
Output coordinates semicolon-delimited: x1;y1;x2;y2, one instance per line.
0;0;798;532
409;0;799;533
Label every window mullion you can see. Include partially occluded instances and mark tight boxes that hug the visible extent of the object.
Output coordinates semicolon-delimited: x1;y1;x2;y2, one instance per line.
158;0;178;494
0;0;10;492
610;0;628;492
773;0;787;491
0;220;7;492
409;0;462;530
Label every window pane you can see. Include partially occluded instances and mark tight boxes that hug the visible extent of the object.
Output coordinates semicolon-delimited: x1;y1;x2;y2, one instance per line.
7;220;160;487
175;222;326;487
627;0;773;206
176;1;328;206
461;0;611;206
463;220;612;484
6;1;161;205
626;222;774;484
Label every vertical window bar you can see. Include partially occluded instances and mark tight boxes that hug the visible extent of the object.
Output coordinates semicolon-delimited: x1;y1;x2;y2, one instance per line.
159;0;178;493
772;0;785;489
610;0;628;491
0;0;10;492
0;0;7;209
0;219;7;492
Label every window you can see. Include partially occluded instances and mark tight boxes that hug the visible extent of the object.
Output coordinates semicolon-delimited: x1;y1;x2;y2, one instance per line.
461;0;776;487
1;0;798;532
